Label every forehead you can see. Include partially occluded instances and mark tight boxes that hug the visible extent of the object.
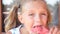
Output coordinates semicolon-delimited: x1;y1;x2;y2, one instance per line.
22;1;48;13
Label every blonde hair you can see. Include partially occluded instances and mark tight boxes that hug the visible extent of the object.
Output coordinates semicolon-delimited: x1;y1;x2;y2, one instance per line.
4;5;19;32
4;0;52;32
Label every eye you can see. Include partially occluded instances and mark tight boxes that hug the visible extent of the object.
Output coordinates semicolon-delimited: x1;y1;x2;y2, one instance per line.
42;14;46;16
41;13;47;16
41;13;47;18
29;13;34;16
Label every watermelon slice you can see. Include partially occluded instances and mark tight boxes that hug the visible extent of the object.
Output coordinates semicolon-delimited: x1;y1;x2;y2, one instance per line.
31;25;49;34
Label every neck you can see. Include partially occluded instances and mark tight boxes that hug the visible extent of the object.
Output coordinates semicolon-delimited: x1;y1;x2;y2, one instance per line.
20;27;29;34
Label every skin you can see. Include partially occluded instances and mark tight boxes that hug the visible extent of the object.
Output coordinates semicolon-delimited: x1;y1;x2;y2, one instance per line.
6;1;60;34
19;1;48;34
21;1;48;31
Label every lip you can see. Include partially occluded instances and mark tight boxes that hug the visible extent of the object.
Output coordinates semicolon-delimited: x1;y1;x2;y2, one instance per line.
32;25;43;28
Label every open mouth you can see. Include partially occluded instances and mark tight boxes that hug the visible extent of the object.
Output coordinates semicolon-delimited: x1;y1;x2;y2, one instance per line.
33;25;43;28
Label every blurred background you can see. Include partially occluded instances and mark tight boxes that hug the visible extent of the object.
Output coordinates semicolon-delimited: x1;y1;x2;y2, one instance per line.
0;0;60;34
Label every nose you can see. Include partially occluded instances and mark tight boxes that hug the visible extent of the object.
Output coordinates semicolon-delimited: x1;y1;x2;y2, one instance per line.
34;14;42;25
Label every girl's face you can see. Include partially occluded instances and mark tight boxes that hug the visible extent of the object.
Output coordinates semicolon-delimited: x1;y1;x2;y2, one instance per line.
18;1;48;31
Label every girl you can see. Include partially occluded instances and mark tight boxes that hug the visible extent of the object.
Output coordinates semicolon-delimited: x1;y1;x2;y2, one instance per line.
4;0;60;34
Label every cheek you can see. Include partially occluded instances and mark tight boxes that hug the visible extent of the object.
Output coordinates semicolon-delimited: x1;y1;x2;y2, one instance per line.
22;15;34;30
41;16;48;26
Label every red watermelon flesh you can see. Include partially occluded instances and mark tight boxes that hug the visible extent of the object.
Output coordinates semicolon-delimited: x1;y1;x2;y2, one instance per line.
31;25;49;34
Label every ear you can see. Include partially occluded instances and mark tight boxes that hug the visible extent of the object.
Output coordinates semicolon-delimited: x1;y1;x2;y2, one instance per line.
18;14;23;24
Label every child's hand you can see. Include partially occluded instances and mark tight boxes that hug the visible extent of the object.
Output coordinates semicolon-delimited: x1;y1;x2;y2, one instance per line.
49;27;60;34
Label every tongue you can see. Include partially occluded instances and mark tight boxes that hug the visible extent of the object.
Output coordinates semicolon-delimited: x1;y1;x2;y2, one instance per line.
31;25;49;34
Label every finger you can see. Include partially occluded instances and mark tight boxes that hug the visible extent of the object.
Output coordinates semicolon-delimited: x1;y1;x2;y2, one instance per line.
49;27;55;34
53;27;58;34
